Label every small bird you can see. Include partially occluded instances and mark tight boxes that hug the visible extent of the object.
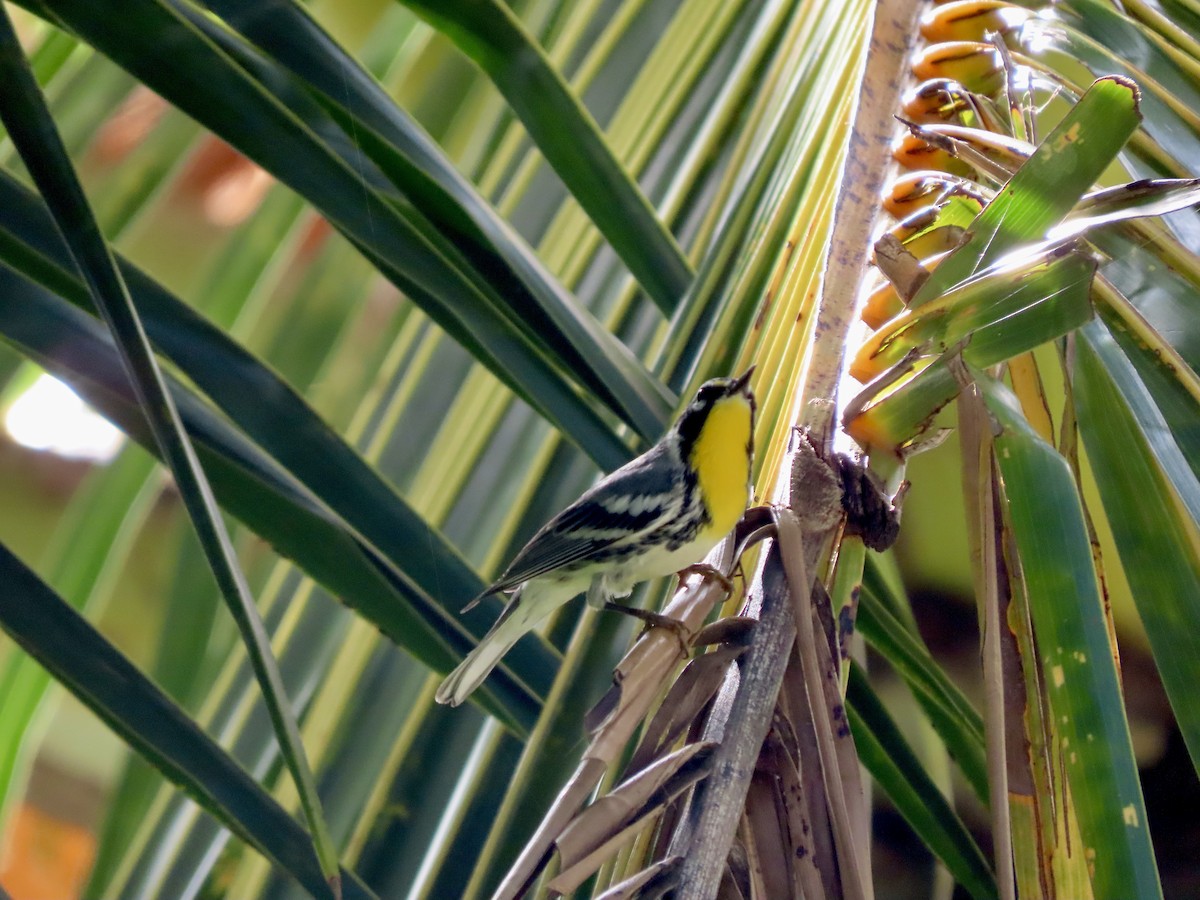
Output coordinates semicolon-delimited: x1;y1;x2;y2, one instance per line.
435;368;756;707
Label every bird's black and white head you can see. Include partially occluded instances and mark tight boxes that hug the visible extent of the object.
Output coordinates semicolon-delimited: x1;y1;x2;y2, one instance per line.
673;367;757;457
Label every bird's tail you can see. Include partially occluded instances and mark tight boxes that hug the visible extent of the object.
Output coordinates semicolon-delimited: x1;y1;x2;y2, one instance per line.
435;634;522;707
436;589;532;707
436;577;588;707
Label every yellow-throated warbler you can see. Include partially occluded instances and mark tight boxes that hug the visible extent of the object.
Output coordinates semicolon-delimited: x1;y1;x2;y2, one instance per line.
436;368;756;706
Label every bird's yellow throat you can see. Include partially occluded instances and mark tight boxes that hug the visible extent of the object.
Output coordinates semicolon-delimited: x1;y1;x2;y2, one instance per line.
689;396;753;536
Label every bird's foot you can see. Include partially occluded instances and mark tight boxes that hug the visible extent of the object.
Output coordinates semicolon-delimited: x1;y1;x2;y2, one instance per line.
676;562;735;596
602;601;692;660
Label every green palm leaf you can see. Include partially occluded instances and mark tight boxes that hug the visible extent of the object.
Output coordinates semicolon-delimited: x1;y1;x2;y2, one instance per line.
0;1;1196;898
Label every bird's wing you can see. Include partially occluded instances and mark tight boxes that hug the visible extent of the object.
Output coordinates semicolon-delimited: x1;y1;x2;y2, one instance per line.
483;446;683;593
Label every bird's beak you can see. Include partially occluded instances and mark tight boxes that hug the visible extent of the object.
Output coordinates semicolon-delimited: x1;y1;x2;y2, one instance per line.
732;365;755;396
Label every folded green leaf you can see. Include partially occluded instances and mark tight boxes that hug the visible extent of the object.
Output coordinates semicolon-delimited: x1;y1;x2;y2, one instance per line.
1053;178;1200;239
0;8;344;884
0;541;379;900
1034;0;1200;176
0;450;159;841
981;373;1162;900
912;75;1141;306
196;0;674;441
1076;320;1200;775
847;666;997;900
395;0;693;313
857;579;988;802
854;247;1095;381
0;268;554;730
20;0;633;469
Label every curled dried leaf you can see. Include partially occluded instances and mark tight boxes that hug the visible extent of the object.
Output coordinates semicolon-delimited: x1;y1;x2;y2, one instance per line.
551;744;716;894
628;645;745;773
594;857;682;900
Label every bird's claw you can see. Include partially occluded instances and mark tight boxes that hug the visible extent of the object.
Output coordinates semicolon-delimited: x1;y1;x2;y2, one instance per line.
602;602;692;660
676;562;735;595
